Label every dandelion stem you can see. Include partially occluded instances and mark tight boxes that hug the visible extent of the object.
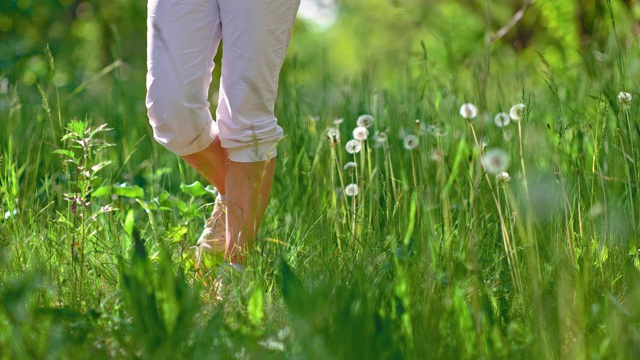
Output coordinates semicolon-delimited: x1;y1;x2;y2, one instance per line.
517;120;529;196
330;143;343;254
410;151;418;190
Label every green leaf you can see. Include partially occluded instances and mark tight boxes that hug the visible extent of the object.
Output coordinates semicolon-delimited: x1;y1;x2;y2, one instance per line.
113;183;144;199
166;226;188;244
154;191;171;203
53;149;76;159
92;186;111;198
124;209;135;236
180;181;208;197
247;288;264;326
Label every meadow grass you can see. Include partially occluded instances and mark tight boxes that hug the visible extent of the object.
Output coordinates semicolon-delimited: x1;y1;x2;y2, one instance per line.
2;32;640;359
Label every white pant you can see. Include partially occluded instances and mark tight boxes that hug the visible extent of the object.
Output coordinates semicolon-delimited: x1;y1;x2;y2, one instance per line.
146;0;300;162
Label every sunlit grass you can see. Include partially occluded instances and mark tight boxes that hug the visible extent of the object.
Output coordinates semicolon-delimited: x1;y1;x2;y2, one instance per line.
2;33;640;359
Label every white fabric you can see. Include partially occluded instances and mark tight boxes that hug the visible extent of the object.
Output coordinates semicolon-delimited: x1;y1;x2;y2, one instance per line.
146;0;300;162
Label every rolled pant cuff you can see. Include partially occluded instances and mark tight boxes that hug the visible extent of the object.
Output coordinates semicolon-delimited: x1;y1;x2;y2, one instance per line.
154;119;218;157
227;140;278;162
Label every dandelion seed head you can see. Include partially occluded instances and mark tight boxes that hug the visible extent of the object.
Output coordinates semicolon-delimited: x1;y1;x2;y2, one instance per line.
509;104;526;121
429;150;443;162
493;112;510;127
356;114;374;128
352;126;369;141
460;103;478;119
327;128;339;142
618;92;632;105
481;148;510;174
416;121;429;135
372;131;387;149
426;125;446;137
374;131;387;143
345;183;359;197
495;171;511;186
403;134;419;150
343;161;357;171
345;139;361;154
333;117;344;125
588;202;604;218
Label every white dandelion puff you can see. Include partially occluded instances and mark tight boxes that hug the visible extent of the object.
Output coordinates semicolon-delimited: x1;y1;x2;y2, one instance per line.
479;137;489;150
345;139;362;154
343;161;357;171
345;183;359;197
416;121;429;135
481;148;510;174
588;202;604;218
493;112;510;127
426;124;446;137
403;134;419;150
618;92;632;105
495;171;511;186
356;114;374;128
460;103;478;119
372;131;387;149
327;128;339;142
374;131;387;143
509;104;526;121
333;117;344;125
353;126;369;141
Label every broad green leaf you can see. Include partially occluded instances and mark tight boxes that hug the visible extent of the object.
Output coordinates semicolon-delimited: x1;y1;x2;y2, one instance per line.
92;186;111;198
113;183;144;199
167;225;188;243
248;288;264;326
180;181;208;197
124;209;135;236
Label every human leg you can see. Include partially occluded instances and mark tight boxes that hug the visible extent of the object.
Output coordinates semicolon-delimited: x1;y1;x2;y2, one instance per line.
146;0;225;181
224;159;276;264
146;0;230;263
216;0;300;263
181;137;228;195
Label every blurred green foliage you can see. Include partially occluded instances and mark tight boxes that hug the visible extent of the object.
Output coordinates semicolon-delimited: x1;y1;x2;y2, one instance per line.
2;0;640;92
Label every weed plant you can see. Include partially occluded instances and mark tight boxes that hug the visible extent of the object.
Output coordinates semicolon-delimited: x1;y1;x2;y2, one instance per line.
2;23;640;360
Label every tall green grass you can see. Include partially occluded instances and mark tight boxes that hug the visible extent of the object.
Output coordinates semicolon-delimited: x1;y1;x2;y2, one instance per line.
2;29;640;359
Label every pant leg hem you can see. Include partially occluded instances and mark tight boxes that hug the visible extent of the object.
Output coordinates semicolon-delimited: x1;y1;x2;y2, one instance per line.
227;141;278;162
